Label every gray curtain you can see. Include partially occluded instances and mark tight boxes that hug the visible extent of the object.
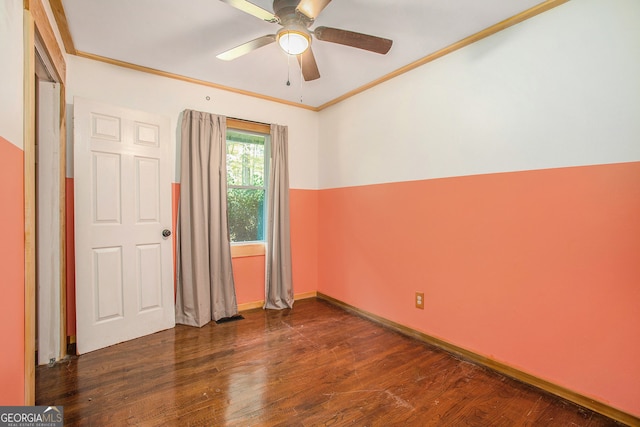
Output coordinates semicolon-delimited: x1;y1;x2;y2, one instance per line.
176;110;238;326
264;124;294;309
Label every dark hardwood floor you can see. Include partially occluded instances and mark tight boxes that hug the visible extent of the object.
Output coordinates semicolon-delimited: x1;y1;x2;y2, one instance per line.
36;298;622;426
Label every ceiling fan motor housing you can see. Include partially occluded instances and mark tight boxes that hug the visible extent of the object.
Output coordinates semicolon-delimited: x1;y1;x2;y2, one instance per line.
273;0;314;26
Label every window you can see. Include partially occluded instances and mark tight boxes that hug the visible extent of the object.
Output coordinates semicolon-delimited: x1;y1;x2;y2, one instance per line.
226;123;269;243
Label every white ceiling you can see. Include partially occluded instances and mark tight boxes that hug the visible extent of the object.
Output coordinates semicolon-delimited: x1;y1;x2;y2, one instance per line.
60;0;552;109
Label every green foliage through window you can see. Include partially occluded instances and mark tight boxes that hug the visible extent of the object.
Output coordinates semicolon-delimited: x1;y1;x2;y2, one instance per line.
226;130;267;242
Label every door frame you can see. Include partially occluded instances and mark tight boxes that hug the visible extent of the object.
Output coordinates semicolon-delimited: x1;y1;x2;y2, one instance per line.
23;0;66;404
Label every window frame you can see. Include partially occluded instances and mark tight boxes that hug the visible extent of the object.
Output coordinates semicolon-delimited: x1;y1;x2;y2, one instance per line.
226;119;270;257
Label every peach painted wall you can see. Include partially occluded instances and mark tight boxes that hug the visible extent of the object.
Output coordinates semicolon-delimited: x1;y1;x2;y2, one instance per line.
318;161;640;416
289;189;319;296
1;0;26;404
233;256;265;304
0;136;25;404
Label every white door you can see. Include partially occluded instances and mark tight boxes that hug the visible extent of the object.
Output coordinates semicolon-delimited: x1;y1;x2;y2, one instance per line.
74;97;175;354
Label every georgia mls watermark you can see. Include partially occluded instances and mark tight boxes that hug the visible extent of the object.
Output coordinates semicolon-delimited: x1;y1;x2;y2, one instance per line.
0;406;63;427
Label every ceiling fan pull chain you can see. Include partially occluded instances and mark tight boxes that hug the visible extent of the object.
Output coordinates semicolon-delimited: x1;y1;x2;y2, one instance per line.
286;52;291;86
299;53;303;103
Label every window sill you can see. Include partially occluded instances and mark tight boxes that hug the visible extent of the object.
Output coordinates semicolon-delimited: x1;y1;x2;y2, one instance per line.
231;243;265;258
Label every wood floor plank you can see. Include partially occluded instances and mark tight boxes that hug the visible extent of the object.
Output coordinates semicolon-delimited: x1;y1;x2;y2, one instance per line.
36;299;622;426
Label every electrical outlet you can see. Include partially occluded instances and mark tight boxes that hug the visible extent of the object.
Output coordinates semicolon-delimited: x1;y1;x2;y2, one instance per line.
415;292;424;309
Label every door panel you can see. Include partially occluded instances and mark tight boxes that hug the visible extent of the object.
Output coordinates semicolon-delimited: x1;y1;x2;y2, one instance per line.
135;157;160;222
93;246;124;321
137;243;162;311
74;98;174;354
93;152;121;223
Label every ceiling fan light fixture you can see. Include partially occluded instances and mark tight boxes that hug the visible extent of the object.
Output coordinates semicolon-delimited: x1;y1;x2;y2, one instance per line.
277;29;310;55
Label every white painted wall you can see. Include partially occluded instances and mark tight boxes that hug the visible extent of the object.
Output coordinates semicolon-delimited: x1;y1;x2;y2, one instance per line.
0;0;24;149
65;56;320;189
318;0;640;189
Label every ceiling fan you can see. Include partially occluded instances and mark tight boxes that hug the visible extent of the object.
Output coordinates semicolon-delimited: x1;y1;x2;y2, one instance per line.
216;0;393;81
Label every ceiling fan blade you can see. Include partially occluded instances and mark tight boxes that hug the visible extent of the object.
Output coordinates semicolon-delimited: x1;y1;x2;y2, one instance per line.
296;0;332;20
216;35;276;61
219;0;278;23
314;26;392;54
297;47;320;81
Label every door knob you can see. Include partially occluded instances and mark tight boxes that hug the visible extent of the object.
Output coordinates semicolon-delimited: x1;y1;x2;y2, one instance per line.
162;229;172;238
